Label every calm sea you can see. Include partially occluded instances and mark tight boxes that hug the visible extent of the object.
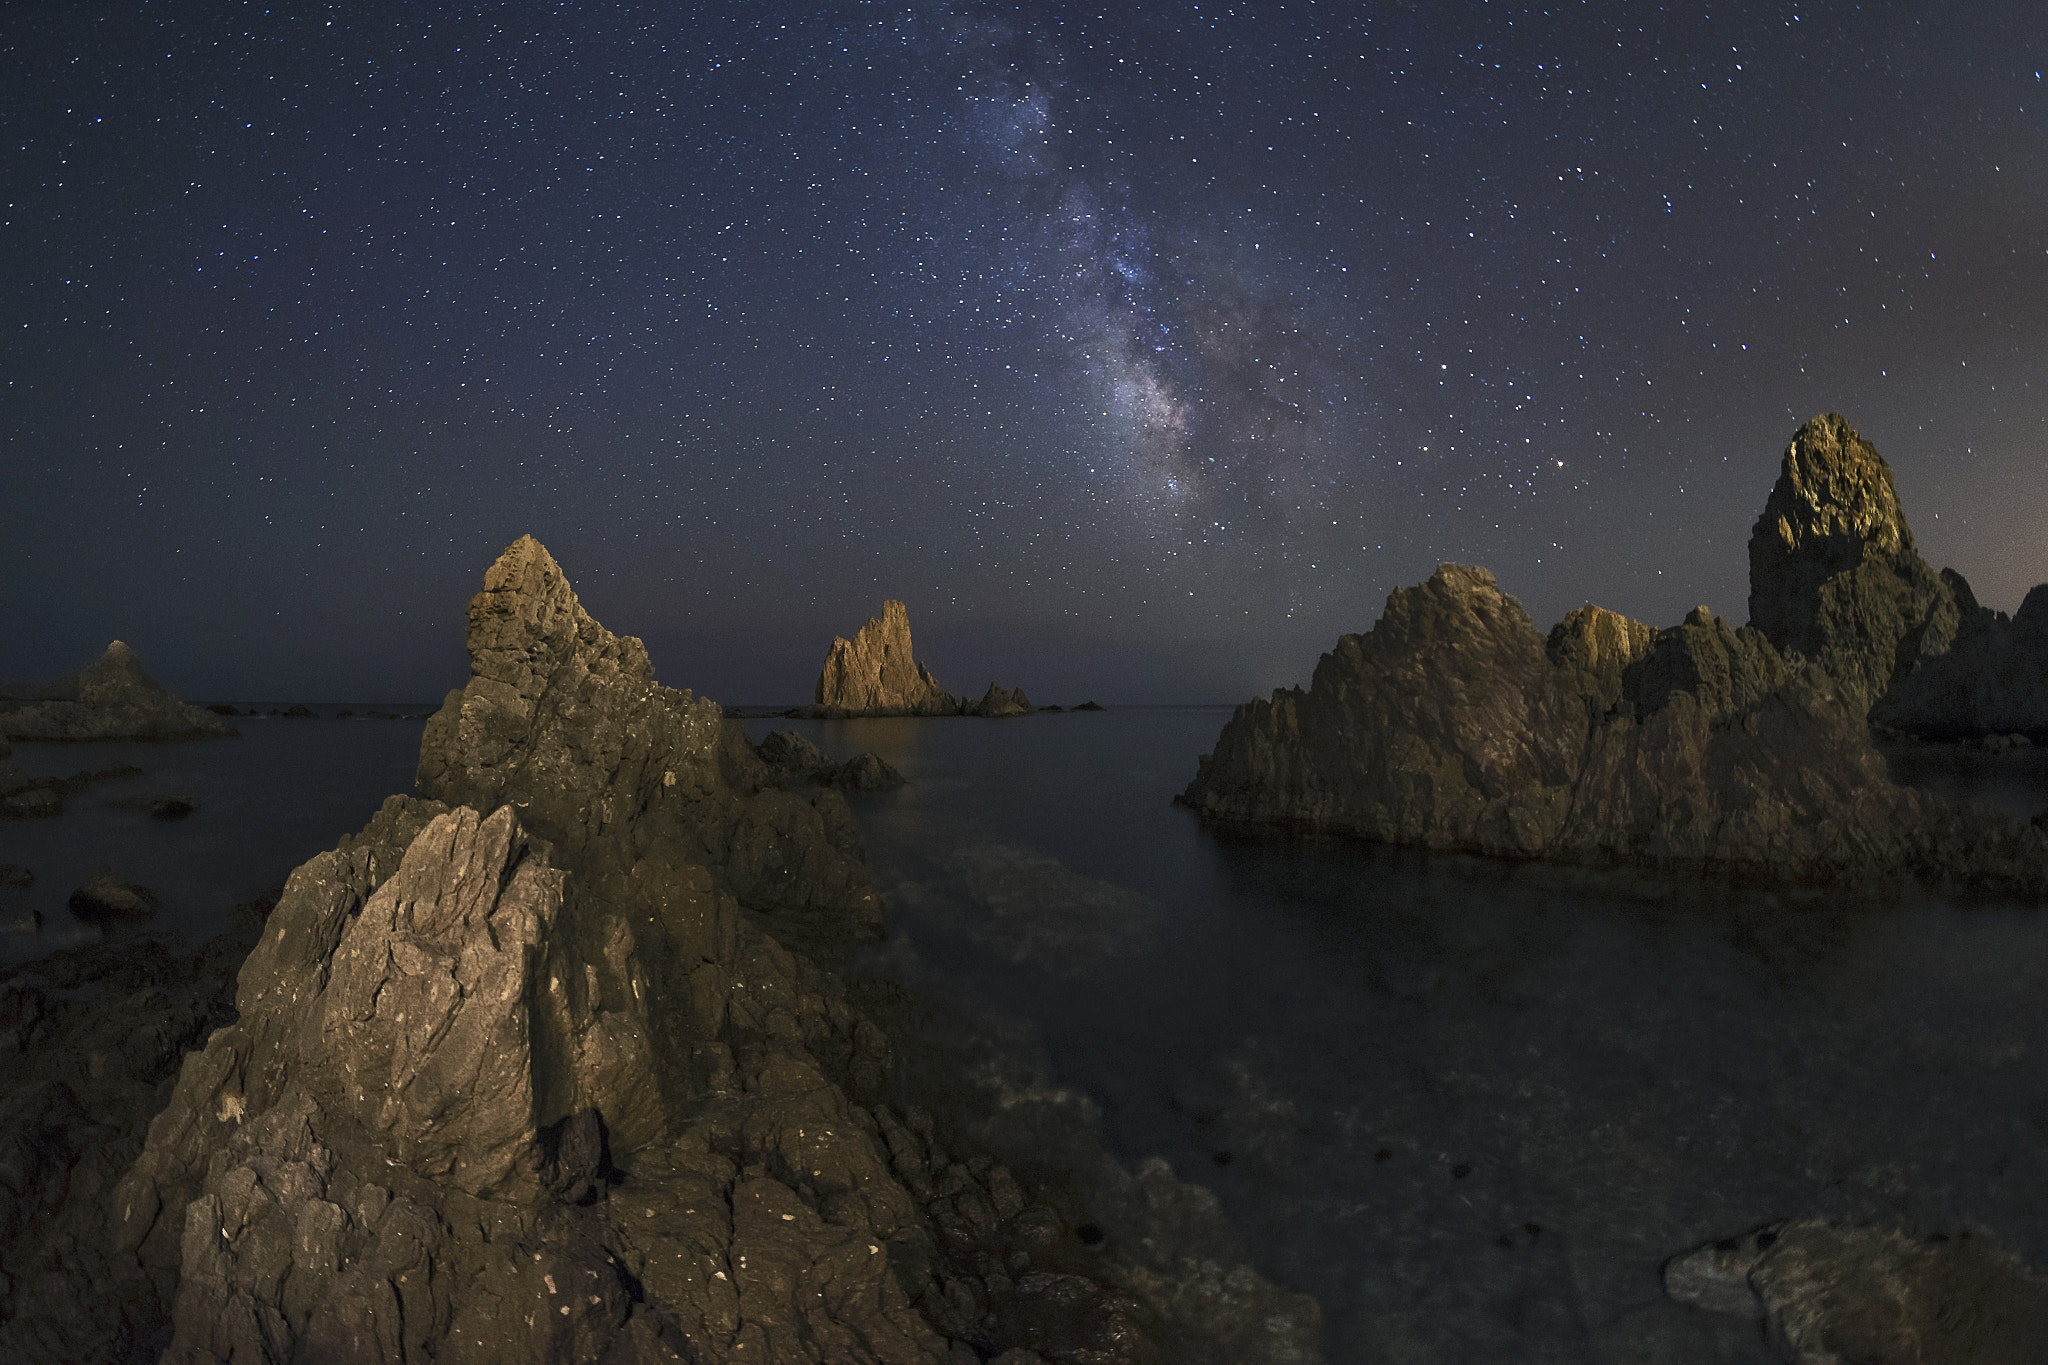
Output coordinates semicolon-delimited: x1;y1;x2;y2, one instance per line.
5;704;2046;1362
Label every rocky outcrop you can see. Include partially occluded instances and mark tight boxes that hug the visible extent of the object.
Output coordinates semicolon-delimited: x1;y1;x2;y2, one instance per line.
1746;413;1960;715
971;683;1034;718
756;729;907;793
811;600;965;717
1743;410;2048;736
1665;1220;2048;1363
95;535;1317;1364
1180;563;2048;892
1873;575;2048;738
0;642;238;742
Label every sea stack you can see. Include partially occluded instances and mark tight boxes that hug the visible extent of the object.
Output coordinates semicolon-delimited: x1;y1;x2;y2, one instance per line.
0;640;237;741
809;599;964;716
1746;413;1958;715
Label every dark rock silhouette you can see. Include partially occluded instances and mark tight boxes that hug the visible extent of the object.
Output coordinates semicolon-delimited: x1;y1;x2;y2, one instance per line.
1665;1220;2048;1363
0;641;237;742
80;534;1316;1364
1873;577;2048;738
67;870;159;923
1181;563;2048;892
1072;701;1106;712
972;682;1035;718
756;729;907;792
809;599;964;716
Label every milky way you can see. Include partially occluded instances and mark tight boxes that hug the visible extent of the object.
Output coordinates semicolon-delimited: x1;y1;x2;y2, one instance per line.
4;3;2043;702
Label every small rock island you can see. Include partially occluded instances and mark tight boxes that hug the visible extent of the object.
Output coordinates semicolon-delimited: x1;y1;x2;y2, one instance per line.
807;599;1034;717
0;640;237;742
1180;414;2048;893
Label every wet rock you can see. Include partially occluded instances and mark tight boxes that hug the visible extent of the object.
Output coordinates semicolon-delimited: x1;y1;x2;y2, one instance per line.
0;641;238;741
67;870;160;923
756;729;906;793
1181;563;2048;894
1667;1219;2048;1364
810;599;966;716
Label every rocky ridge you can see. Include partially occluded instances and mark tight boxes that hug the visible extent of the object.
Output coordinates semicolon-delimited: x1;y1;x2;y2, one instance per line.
60;535;1315;1364
1180;562;2048;892
0;642;237;742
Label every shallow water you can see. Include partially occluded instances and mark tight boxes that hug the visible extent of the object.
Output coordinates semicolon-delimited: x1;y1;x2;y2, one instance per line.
4;705;2045;1360
0;710;428;959
751;708;2048;1364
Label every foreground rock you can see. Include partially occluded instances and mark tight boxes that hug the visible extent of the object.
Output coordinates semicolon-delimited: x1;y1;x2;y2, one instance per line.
810;600;966;716
83;534;1316;1364
1181;563;2048;892
1665;1219;2048;1363
1748;413;2048;735
0;642;237;742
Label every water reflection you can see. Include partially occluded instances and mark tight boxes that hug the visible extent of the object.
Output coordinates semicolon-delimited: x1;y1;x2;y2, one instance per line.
754;710;2048;1363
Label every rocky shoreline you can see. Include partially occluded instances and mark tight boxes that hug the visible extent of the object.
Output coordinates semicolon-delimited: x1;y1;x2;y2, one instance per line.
0;536;1316;1364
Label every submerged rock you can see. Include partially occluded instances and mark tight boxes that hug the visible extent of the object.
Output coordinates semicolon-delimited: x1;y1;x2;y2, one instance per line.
1665;1220;2048;1364
67;870;159;923
810;599;965;717
0;641;238;742
1180;563;2048;893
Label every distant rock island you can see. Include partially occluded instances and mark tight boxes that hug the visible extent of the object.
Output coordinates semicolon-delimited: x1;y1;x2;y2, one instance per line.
807;598;1035;717
1181;414;2048;893
0;640;236;741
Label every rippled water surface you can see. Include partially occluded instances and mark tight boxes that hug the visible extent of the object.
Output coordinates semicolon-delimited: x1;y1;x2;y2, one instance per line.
5;706;2046;1361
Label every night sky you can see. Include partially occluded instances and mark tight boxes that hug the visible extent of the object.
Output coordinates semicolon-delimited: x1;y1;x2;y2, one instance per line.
5;2;2044;706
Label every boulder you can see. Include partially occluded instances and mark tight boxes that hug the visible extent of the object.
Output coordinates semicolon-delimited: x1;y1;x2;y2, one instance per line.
1665;1220;2048;1364
86;533;1314;1364
1180;563;2048;893
0;642;238;742
809;600;965;716
67;870;159;922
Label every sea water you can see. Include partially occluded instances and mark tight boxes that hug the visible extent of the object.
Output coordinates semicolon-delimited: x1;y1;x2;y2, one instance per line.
4;705;2046;1362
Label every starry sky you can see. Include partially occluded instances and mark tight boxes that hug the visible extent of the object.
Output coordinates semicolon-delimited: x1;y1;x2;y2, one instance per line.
5;1;2045;705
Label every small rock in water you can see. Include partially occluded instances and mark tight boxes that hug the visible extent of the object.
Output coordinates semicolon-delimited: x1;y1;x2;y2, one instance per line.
147;795;199;820
67;871;160;923
0;864;31;889
0;788;61;819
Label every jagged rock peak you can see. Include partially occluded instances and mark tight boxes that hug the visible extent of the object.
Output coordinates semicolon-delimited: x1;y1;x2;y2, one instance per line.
1546;604;1656;712
1754;413;1917;565
467;533;653;692
1747;414;1956;714
812;598;960;715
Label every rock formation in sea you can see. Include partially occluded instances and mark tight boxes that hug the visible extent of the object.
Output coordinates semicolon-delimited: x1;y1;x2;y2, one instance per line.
971;683;1035;718
0;641;238;742
1748;412;2048;735
810;599;966;716
1180;562;2048;892
1664;1220;2048;1363
38;534;1316;1364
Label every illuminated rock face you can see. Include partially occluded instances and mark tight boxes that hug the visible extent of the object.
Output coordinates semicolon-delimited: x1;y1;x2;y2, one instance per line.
0;640;237;741
1180;561;2048;894
1746;412;1959;716
811;599;964;716
101;536;1318;1365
